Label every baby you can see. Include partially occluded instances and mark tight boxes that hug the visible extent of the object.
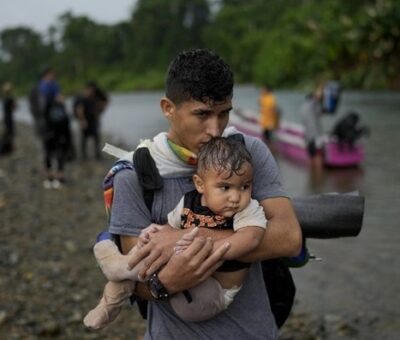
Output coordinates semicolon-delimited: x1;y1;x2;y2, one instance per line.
84;137;267;328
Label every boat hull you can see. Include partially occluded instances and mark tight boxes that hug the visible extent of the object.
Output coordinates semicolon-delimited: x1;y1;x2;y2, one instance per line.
229;110;364;168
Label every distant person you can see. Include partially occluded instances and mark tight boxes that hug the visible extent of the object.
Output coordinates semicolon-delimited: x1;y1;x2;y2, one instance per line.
83;137;267;329
38;68;61;122
259;85;280;144
75;81;108;160
42;94;70;189
29;76;45;138
30;68;76;163
300;83;325;172
1;82;17;154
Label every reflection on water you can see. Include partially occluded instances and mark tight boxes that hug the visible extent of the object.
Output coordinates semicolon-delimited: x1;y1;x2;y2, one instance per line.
15;86;400;338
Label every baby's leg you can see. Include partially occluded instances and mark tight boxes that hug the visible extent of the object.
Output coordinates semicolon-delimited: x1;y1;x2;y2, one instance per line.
169;277;227;322
83;280;135;329
94;225;161;281
93;240;140;282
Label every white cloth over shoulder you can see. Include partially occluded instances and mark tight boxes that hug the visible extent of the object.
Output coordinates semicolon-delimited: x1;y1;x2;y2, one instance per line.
102;127;240;179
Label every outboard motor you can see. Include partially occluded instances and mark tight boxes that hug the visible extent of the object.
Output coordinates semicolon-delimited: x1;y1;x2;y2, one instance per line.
322;81;341;114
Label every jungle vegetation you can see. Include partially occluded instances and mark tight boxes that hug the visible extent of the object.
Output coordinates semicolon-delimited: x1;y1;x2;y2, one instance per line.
1;0;399;93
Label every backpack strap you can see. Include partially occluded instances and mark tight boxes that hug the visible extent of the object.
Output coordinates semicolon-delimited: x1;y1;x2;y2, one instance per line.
132;147;163;212
103;160;134;220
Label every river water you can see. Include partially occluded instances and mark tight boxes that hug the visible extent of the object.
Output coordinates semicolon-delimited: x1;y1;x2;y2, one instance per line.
15;85;400;339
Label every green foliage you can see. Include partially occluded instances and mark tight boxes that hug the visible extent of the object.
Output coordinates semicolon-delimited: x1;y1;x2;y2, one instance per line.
0;0;399;93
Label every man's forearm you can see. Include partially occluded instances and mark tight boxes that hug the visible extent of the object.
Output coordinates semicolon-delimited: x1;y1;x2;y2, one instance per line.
120;235;138;254
213;227;264;261
241;197;302;262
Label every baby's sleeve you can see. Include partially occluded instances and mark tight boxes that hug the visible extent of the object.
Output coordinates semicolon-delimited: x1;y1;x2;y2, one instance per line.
233;199;267;231
167;196;185;229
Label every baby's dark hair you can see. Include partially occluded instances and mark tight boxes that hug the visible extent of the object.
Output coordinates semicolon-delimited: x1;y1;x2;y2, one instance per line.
197;137;252;178
166;49;234;106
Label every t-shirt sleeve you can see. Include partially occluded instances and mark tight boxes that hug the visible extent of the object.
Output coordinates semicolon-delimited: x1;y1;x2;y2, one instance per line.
233;199;267;231
108;169;153;237
245;135;288;201
167;197;184;229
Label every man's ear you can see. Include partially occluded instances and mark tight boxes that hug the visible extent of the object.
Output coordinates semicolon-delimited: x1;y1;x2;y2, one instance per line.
193;174;204;193
160;97;175;120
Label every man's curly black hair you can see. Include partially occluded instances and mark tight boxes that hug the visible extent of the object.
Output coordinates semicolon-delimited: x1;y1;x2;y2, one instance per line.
197;137;252;179
165;49;234;105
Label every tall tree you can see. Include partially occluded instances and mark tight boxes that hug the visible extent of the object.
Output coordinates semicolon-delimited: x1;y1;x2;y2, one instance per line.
0;27;52;84
130;0;210;71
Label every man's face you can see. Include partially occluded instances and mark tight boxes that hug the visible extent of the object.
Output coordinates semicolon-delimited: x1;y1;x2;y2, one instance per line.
163;97;232;154
194;163;253;218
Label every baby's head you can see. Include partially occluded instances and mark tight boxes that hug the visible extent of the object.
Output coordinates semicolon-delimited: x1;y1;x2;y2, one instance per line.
193;137;253;217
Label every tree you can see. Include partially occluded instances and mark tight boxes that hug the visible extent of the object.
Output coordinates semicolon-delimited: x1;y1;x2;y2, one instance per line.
0;27;52;85
130;0;210;71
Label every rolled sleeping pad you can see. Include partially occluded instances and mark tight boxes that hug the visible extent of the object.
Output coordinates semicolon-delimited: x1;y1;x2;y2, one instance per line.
292;192;364;239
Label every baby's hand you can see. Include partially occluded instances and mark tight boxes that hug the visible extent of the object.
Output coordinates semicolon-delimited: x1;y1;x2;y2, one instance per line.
137;223;164;248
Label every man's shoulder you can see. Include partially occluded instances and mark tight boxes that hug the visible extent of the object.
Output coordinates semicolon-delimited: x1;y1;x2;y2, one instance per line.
104;160;137;188
242;134;269;155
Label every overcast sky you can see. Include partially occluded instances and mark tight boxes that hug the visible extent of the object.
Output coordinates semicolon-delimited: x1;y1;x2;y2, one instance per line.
0;0;136;33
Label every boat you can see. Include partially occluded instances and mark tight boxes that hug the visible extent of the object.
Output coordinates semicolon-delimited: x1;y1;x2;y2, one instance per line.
229;109;365;168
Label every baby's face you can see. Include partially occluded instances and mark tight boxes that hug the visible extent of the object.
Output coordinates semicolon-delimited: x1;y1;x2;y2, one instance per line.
199;162;253;218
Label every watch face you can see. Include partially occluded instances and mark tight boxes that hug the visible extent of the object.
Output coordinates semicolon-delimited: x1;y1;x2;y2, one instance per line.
148;273;169;300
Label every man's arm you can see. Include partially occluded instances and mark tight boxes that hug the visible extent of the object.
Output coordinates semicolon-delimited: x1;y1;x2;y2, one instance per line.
215;226;264;260
120;235;153;300
241;197;302;261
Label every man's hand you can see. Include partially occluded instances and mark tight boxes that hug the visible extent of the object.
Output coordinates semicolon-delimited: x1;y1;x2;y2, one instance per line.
137;223;165;248
127;225;184;279
158;236;231;294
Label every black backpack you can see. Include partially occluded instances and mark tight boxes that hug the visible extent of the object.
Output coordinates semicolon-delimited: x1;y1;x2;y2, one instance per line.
129;134;296;328
48;104;68;125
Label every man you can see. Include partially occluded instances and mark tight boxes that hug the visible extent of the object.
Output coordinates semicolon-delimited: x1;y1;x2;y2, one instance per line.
75;81;108;160
109;49;302;339
1;82;17;154
300;83;325;173
259;84;280;145
29;68;60;139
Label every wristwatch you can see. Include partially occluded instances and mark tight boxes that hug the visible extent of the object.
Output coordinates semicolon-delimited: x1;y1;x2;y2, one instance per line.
147;272;169;301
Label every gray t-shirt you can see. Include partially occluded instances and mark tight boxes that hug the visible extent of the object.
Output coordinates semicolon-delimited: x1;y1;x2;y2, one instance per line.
109;135;287;340
300;96;323;142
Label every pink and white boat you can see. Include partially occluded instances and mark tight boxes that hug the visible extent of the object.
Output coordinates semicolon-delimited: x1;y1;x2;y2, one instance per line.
229;109;364;168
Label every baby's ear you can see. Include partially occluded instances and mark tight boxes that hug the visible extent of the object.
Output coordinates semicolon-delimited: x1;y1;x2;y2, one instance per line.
193;174;204;193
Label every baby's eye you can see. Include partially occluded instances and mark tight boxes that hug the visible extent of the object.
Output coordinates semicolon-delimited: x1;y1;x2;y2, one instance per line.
220;186;229;191
241;184;250;191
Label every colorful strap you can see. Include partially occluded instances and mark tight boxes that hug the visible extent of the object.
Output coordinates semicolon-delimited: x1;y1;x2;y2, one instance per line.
103;160;134;220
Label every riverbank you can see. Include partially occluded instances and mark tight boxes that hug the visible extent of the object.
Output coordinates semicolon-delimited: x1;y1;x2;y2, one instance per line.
0;123;392;339
0;124;146;339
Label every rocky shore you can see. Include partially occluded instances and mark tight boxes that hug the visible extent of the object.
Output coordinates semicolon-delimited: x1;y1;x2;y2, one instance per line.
0;123;365;339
